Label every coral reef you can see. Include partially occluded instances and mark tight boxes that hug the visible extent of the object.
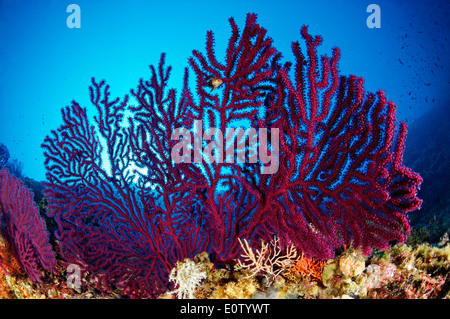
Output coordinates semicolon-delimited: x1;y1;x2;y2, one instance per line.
187;243;450;299
0;241;116;299
1;240;448;299
40;13;422;298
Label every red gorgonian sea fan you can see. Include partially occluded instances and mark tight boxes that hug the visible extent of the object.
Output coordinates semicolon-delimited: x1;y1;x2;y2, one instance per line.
0;167;56;282
42;13;422;297
267;25;423;258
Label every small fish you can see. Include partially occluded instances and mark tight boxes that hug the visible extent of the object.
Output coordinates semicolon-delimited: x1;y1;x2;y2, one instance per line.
207;78;224;91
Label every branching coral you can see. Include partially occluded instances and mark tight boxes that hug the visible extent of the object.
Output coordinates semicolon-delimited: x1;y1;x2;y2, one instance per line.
237;237;298;281
41;13;422;298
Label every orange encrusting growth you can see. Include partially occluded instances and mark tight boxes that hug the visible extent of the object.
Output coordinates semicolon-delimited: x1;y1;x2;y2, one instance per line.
0;237;23;277
289;255;326;283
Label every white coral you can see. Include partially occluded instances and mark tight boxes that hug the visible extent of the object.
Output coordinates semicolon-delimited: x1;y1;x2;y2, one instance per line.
169;258;207;299
237;237;298;280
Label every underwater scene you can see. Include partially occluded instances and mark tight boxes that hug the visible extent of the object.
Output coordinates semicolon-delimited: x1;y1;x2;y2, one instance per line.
0;0;449;305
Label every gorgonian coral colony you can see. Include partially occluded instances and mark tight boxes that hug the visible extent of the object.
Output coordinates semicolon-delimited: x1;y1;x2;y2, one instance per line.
41;13;422;298
0;168;56;282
